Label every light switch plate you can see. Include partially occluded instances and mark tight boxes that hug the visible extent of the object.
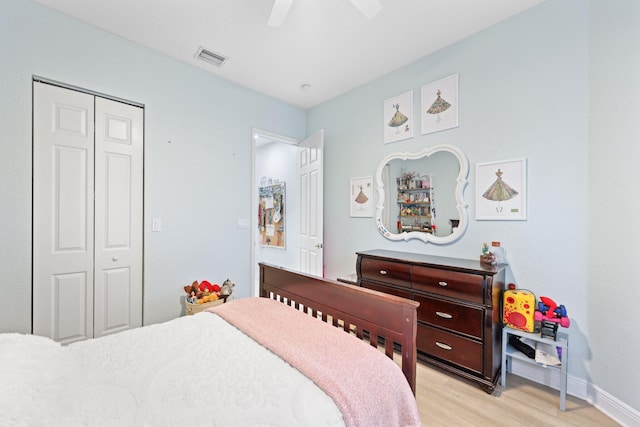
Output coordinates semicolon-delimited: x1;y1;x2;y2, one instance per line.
237;218;250;229
152;218;162;232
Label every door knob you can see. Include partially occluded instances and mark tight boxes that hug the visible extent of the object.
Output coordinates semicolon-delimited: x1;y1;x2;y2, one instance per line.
112;256;118;262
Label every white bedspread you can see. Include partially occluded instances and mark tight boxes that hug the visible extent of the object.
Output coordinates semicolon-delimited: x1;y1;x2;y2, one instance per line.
0;313;345;426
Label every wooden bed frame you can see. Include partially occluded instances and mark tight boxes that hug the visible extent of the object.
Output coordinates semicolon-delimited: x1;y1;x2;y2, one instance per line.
259;262;419;394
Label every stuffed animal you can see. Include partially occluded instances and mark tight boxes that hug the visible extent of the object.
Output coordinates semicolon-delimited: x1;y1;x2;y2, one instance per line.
186;290;198;304
183;280;203;301
183;283;193;295
221;279;235;296
199;280;215;294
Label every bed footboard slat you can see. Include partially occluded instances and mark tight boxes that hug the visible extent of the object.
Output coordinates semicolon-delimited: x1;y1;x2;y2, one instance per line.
385;339;394;359
369;334;377;347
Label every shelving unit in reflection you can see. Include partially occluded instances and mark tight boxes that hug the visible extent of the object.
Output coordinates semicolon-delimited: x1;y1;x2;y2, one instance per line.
396;173;434;234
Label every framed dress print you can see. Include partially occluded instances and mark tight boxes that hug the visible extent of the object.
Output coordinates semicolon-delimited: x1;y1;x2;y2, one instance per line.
384;91;414;144
475;158;527;220
421;73;459;135
350;176;373;217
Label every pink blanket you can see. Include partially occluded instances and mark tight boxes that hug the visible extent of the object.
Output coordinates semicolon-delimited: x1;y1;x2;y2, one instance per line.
208;298;421;427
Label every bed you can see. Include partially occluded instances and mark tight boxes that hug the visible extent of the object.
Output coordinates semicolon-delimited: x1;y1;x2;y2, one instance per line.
0;263;420;426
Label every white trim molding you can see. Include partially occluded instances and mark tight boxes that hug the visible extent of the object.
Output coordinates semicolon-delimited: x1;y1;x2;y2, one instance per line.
510;360;639;426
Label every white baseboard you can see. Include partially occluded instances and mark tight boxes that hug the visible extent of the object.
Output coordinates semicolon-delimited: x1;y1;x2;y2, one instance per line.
511;359;639;426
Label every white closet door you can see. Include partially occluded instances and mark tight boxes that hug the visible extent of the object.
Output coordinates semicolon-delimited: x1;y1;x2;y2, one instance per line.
298;130;324;276
33;82;144;343
33;82;95;344
93;97;143;337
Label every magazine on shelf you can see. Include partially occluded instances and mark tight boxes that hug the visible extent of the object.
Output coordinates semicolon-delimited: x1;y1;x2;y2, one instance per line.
534;341;561;366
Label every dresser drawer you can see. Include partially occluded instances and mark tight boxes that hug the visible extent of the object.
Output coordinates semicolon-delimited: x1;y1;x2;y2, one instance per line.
359;258;412;288
414;294;483;339
417;324;482;374
412;266;485;304
361;280;411;300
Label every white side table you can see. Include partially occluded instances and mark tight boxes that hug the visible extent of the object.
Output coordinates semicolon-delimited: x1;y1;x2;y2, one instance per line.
501;327;568;411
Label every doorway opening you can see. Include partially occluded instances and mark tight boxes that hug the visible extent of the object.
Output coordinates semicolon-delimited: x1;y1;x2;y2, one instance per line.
251;129;300;295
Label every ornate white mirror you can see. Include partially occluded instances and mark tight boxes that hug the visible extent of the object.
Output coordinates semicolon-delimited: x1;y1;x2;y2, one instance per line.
375;144;469;243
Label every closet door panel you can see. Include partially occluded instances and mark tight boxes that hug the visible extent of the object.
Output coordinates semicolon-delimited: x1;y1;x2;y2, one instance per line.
94;97;143;337
55;146;90;250
54;272;91;342
97;267;133;334
33;82;95;344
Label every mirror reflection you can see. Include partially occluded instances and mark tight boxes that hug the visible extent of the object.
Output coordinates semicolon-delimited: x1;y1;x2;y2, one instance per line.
375;145;469;244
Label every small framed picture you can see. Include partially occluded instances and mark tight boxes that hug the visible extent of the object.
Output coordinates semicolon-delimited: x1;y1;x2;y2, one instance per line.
383;91;414;144
421;73;459;135
475;158;527;220
350;176;374;217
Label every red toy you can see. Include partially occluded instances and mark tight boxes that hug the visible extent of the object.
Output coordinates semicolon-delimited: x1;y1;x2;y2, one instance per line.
534;296;570;328
198;280;218;294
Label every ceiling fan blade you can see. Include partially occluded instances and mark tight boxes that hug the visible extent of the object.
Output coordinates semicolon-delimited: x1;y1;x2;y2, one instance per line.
349;0;382;20
268;0;294;27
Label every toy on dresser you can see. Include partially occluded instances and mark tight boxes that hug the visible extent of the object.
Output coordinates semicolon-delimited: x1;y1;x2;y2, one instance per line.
535;296;570;340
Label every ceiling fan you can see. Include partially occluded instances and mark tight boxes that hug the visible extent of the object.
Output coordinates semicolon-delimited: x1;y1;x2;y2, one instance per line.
268;0;383;27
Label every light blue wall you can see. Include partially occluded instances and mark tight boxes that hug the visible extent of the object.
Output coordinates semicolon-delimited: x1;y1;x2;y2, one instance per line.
308;0;638;414
0;0;305;331
588;0;640;413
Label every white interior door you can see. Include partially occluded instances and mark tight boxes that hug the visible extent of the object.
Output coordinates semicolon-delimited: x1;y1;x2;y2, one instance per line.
33;82;95;344
33;81;143;343
93;97;143;337
298;130;324;276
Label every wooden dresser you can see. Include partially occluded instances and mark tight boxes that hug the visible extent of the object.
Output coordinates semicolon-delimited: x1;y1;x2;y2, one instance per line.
356;249;506;393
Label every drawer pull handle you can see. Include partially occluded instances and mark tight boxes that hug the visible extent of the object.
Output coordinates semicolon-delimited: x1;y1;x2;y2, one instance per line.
379;270;388;275
436;311;453;319
436;341;452;351
438;281;448;287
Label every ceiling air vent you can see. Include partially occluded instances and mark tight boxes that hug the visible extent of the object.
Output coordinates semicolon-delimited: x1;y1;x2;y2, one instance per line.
195;46;228;67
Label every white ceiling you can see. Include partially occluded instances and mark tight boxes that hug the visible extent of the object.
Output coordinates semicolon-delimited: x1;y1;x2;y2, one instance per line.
34;0;543;109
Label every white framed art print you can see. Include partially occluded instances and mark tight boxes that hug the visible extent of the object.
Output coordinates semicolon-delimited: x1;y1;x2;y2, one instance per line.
475;158;527;221
421;74;459;135
384;91;414;144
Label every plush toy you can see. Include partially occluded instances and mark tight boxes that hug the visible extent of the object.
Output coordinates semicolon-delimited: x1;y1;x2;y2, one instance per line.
221;279;235;296
183;282;194;295
186;290;198;304
199;280;215;294
184;280;203;301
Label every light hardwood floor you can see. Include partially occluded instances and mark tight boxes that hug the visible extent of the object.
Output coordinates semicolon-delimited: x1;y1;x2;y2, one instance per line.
414;361;620;426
